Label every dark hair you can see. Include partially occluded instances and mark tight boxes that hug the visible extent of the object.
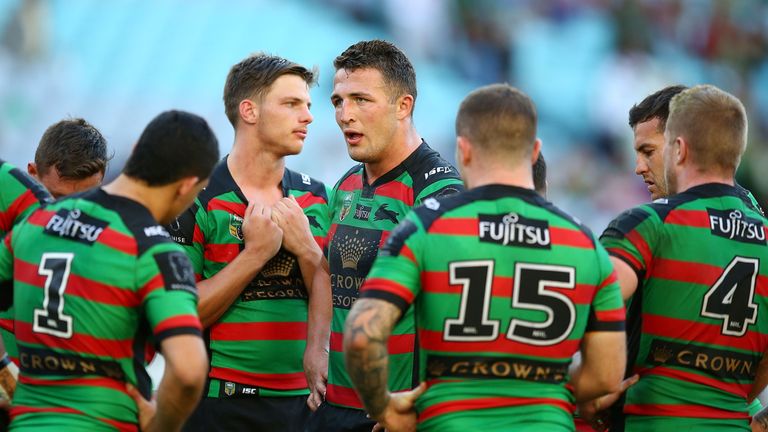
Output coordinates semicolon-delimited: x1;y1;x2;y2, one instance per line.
456;83;537;156
628;85;688;131
334;40;417;106
533;152;547;196
123;110;220;186
35;118;109;179
223;53;315;127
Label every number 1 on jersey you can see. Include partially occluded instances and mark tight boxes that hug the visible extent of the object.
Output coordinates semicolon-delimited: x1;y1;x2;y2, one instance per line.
34;253;74;338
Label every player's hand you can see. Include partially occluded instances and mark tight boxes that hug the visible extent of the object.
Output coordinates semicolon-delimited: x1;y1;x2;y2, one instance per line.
126;383;156;432
373;382;427;432
271;196;318;258
577;374;639;430
242;201;283;262
304;347;328;411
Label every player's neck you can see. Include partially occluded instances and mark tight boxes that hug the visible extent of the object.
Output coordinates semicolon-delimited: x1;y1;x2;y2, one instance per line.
673;168;734;195
102;175;174;223
229;137;285;191
465;164;534;191
364;128;422;183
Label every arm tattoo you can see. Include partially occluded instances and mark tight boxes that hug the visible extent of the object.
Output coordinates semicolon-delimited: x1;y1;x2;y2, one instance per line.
343;298;402;418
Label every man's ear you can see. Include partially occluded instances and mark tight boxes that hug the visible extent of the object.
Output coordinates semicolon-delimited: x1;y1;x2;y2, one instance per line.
177;176;201;197
395;94;415;120
457;136;472;168
27;162;38;179
239;98;259;125
676;136;688;165
531;138;542;165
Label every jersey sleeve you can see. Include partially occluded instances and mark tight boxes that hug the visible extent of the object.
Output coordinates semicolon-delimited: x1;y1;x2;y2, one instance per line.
585;242;626;332
360;211;424;315
599;205;658;278
0;163;52;234
0;232;14;311
165;199;206;280
136;243;202;346
414;176;464;206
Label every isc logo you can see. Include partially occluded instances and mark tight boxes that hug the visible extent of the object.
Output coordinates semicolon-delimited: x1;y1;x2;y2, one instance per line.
144;225;169;237
242;388;258;395
424;166;452;180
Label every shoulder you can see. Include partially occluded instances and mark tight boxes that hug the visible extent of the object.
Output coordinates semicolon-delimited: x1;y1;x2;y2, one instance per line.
87;189;179;255
409;189;473;231
0;159;52;205
284;168;329;202
537;199;597;247
333;164;364;191
404;143;463;198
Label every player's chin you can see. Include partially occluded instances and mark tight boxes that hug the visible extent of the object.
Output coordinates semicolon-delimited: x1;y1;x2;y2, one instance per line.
282;141;304;155
346;146;371;163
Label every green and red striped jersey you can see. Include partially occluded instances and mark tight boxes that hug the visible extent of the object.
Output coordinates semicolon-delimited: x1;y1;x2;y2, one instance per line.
0;188;202;431
601;183;768;431
325;141;463;409
360;184;625;431
0;160;52;366
168;159;330;397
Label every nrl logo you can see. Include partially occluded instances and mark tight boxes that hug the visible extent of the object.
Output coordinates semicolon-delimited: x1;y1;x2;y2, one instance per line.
229;213;244;241
224;381;236;396
339;193;353;222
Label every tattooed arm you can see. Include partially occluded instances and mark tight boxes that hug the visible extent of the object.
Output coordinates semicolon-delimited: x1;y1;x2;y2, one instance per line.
344;298;401;417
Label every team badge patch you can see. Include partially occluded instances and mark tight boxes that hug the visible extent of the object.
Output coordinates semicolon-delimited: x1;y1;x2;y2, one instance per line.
154;251;197;295
224;381;235;396
339;193;353;222
228;213;244;240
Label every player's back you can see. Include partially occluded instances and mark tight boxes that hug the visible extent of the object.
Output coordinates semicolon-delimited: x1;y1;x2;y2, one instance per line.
5;188;200;431
602;183;768;431
370;184;623;432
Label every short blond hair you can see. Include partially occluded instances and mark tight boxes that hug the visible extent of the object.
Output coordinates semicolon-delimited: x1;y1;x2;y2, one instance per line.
666;84;747;174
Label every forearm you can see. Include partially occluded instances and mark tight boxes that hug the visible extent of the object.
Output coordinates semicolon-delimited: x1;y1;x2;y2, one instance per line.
148;371;202;432
343;299;401;418
0;353;16;399
569;364;605;403
197;250;270;327
345;333;391;417
298;249;331;352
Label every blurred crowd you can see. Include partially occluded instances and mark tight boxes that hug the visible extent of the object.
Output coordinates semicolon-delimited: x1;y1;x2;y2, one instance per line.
1;0;767;231
319;0;768;229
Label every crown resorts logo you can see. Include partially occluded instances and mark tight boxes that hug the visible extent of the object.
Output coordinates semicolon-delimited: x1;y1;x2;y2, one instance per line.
339;193;354;222
260;251;296;278
338;231;378;271
652;344;674;364
229;213;244;240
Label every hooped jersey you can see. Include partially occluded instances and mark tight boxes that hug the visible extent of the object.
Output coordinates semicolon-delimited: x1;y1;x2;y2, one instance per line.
361;184;625;431
325;141;463;409
168;158;330;397
0;188;202;431
601;183;768;431
0;160;53;365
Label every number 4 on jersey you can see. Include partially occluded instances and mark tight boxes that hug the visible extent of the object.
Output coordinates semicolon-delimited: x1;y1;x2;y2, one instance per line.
33;252;75;338
701;256;759;337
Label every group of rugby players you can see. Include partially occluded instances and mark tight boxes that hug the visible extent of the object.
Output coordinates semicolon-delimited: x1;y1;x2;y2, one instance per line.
0;38;765;432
